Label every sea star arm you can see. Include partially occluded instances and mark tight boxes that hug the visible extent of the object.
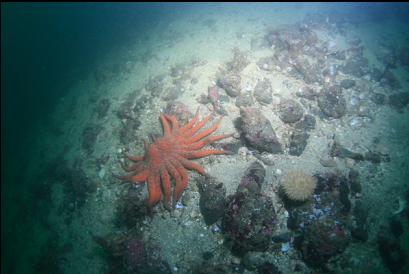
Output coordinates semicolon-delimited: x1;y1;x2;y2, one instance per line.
176;156;207;176
171;160;189;205
179;108;200;134
160;167;172;210
187;118;222;143
188;114;212;136
177;133;234;151
165;160;183;206
164;114;180;133
147;174;162;208
117;169;149;183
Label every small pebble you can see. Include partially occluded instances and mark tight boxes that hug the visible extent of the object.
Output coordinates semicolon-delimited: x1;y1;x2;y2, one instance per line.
233;132;240;139
211;224;221;233
281;242;290;253
175;201;184;209
98;168;106;179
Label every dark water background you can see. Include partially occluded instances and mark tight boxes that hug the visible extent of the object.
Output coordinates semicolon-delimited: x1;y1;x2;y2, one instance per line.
1;3;177;273
2;3;409;274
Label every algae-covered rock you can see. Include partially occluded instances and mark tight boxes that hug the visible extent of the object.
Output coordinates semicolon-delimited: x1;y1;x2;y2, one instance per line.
197;176;227;225
222;162;276;255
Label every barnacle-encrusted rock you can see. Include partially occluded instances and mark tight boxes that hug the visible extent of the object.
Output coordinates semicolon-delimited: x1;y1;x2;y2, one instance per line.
299;218;350;268
222;162;276;255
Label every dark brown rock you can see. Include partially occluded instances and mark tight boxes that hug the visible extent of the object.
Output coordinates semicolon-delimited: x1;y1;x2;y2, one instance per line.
340;79;356;89
254;79;273;105
239;107;282;154
218;74;241;97
222;162;276;255
388;92;409;110
296;86;317;100
235;92;254;107
197;176;227;225
317;85;346;118
278;99;304;123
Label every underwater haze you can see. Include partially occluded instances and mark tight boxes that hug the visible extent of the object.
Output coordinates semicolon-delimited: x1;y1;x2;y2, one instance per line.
2;3;409;274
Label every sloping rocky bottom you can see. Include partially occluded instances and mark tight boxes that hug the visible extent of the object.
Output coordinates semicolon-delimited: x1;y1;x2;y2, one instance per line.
25;9;409;274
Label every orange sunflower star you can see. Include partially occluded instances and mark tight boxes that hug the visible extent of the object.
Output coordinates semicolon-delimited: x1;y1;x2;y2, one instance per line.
117;109;233;210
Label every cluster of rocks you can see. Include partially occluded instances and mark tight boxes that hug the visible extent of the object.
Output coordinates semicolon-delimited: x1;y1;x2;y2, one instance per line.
301;13;351;36
237;102;315;157
107;11;409;274
164;58;207;101
256;22;342;86
196;162;283;272
287;170;368;271
196;163;372;272
222;162;276;255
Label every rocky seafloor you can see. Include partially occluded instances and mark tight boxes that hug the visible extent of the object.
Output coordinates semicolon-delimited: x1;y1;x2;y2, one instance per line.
24;8;409;274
